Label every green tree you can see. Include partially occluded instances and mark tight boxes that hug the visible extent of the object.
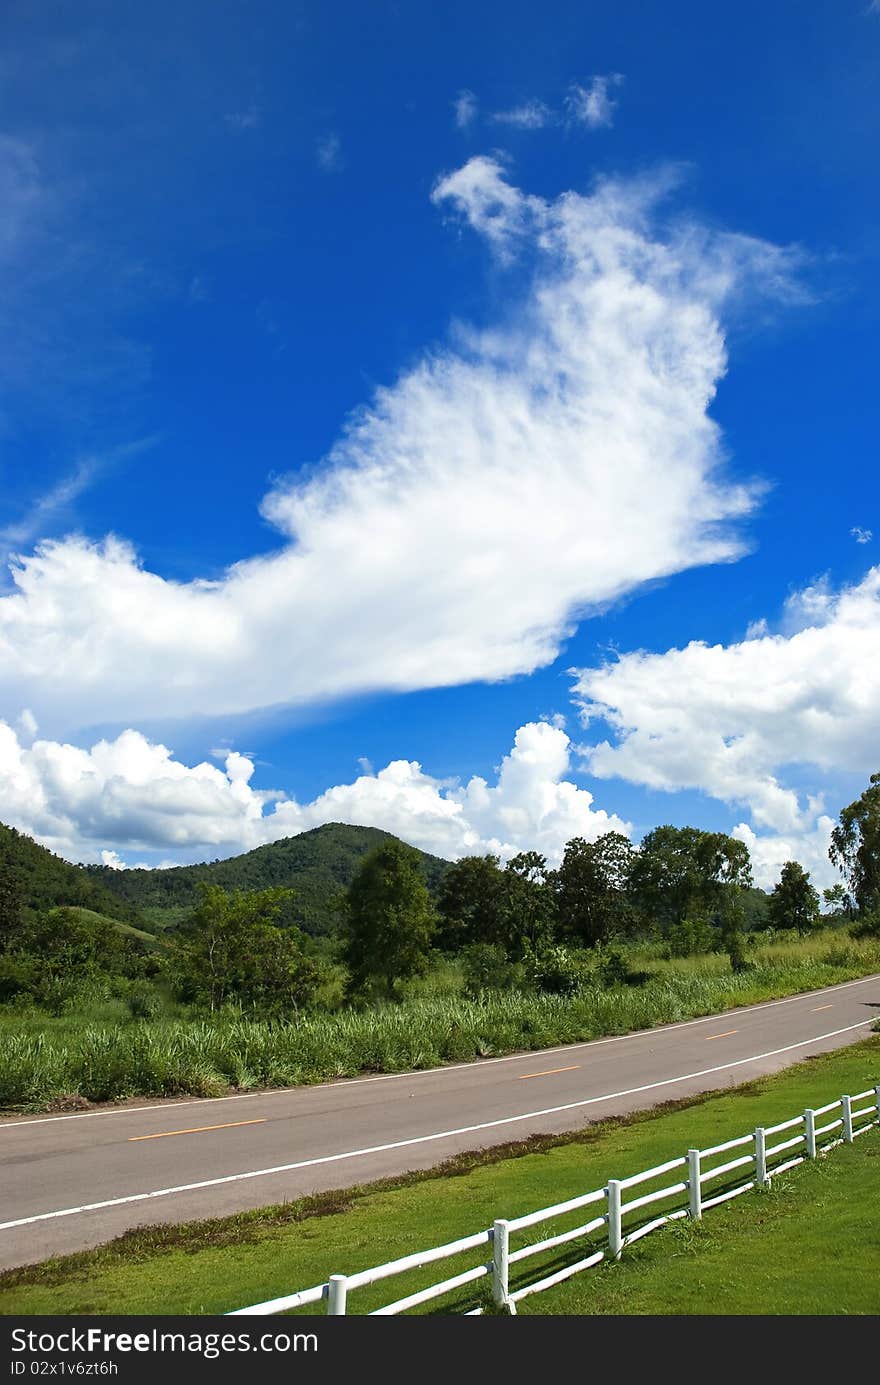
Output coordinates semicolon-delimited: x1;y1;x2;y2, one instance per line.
341;840;435;1000
822;883;849;918
767;862;820;934
0;863;23;949
169;884;321;1014
555;832;635;947
500;852;555;957
629;826;752;931
436;855;505;953
829;772;880;916
436;851;554;960
719;885;749;973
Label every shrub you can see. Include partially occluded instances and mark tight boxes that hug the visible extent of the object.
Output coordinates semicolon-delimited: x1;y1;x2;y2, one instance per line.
666;918;717;958
460;943;522;996
527;945;586;996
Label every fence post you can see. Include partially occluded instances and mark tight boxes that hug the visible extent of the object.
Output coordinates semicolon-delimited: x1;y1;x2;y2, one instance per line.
492;1220;514;1313
842;1094;853;1144
804;1109;816;1159
687;1149;702;1221
607;1181;623;1260
326;1275;348;1316
754;1127;768;1187
875;1085;880;1129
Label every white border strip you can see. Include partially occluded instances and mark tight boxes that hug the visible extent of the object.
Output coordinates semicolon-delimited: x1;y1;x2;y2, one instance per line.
0;1019;872;1233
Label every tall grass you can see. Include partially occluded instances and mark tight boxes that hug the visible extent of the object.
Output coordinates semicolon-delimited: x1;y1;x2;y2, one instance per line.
2;931;877;1110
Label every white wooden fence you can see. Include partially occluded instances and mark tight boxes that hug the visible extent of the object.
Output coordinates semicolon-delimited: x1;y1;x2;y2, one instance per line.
227;1082;879;1317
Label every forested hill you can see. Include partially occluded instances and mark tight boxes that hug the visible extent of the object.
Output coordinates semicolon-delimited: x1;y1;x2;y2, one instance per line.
85;823;452;935
0;824;143;925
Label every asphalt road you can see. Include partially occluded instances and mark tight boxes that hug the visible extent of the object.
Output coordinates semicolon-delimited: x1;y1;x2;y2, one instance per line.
1;974;878;1271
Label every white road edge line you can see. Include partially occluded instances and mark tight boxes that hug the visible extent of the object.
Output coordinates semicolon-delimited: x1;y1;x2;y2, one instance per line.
3;973;878;1131
1;1019;873;1232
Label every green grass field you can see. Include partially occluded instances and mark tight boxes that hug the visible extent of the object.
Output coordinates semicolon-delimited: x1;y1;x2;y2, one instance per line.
1;1035;876;1317
47;906;164;948
2;928;877;1109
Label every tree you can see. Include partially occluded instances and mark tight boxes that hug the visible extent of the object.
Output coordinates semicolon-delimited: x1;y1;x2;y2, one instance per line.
436;855;505;953
341;840;435;1000
500;852;555;957
822;883;849;918
719;885;749;973
767;862;820;934
436;852;554;960
0;863;23;950
169;884;321;1014
629;826;752;931
555;833;635;947
829;772;880;916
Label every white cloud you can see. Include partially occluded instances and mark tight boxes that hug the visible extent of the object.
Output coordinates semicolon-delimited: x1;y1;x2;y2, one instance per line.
566;75;624;130
731;818;837;893
453;90;478;129
0;719;628;867
0;158;805;732
226;106;261;132
851;526;872;544
572;567;880;887
1;438;157;567
316;132;343;173
490;101;554;130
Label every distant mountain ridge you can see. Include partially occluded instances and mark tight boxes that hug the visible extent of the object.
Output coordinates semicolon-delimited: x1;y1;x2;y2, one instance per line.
0;823;142;925
85;823;452;935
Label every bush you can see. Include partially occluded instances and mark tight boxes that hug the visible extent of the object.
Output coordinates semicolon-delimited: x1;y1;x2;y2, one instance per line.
666;918;717;958
527;945;587;996
851;911;880;940
597;946;632;988
460;943;522;996
127;984;162;1020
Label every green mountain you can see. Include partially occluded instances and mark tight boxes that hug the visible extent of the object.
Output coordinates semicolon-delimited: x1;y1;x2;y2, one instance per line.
0;823;143;925
85;823;452;935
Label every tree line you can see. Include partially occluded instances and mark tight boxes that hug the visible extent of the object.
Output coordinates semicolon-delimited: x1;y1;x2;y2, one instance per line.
1;770;878;1018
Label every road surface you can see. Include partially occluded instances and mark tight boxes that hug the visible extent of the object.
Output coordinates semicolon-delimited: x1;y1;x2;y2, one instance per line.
1;974;878;1270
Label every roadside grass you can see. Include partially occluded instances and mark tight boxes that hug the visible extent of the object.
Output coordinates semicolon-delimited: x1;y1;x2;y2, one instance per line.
1;930;877;1110
1;1036;877;1316
518;1133;880;1315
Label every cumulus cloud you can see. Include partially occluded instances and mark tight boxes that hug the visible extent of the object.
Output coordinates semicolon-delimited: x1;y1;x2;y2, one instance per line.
566;75;624;130
0;719;628;867
730;818;838;893
0;158;805;732
572;567;880;887
851;526;872;544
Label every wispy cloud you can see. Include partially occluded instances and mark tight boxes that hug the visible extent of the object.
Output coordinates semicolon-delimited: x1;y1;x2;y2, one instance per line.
490;100;553;130
187;275;210;304
0;438;158;567
316;131;343;172
225;105;261;132
566;74;624;129
851;526;873;544
453;90;478;130
0;159;807;732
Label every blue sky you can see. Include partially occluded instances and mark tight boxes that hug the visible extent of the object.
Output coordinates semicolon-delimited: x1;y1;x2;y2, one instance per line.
0;0;877;887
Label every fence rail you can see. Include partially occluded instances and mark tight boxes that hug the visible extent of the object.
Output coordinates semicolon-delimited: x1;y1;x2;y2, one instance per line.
227;1081;879;1317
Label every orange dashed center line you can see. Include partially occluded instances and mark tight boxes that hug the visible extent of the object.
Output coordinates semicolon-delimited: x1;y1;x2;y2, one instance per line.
705;1029;739;1041
518;1065;581;1080
129;1119;266;1142
810;1004;834;1012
